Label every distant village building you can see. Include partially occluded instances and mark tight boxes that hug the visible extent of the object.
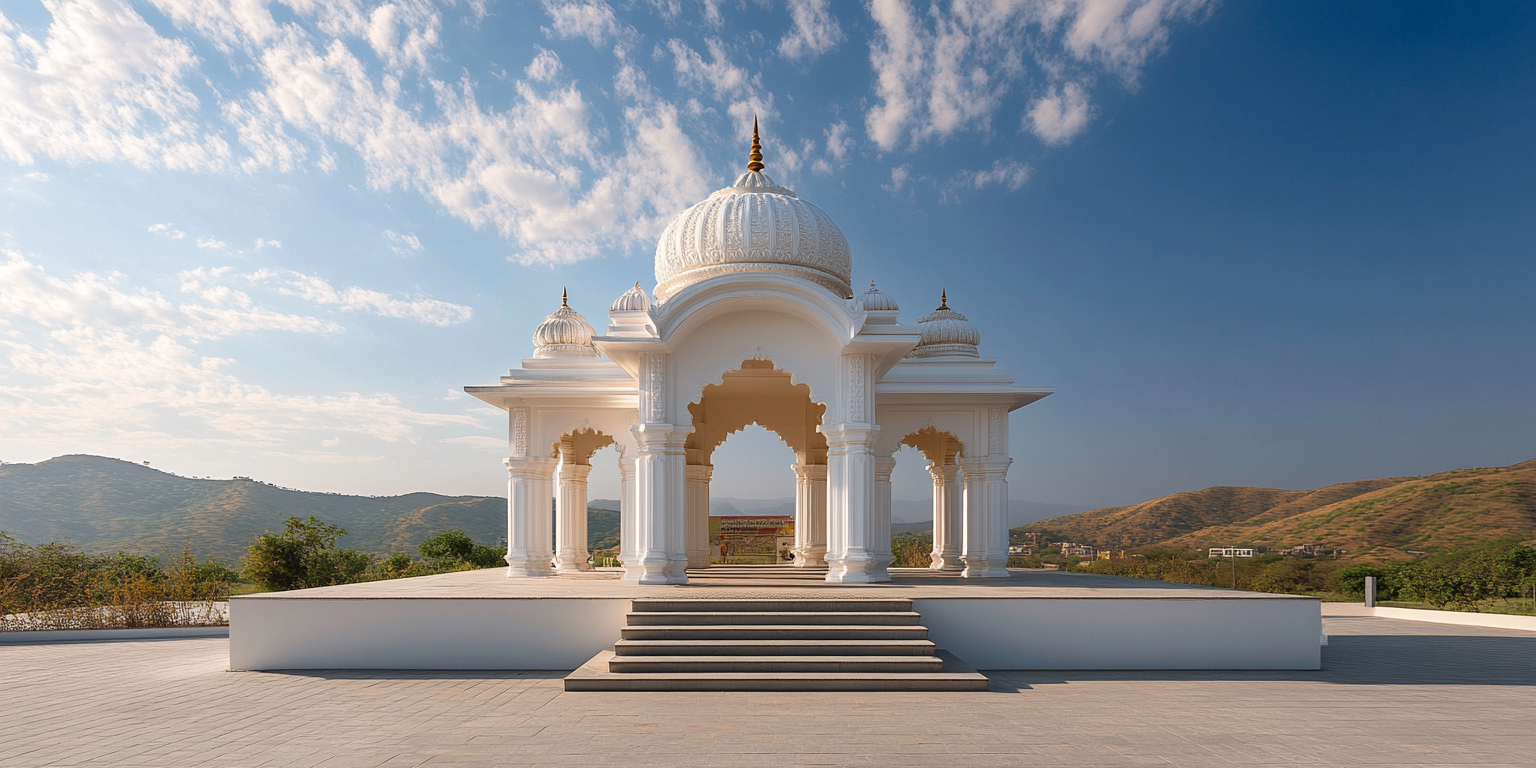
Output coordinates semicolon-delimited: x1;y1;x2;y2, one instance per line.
1207;547;1256;558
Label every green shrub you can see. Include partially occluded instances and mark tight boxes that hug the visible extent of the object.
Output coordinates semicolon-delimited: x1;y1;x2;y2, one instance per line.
242;516;369;592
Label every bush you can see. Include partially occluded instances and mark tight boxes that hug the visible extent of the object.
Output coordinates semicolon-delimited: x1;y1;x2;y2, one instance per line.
242;516;369;592
417;530;506;570
0;532;230;630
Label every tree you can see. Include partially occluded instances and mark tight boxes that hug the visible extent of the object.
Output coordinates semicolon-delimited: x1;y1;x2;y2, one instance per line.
418;530;506;569
242;516;370;592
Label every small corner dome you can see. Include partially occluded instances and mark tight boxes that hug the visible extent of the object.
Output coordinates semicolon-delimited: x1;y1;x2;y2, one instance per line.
533;291;597;358
858;281;899;312
653;120;852;302
907;291;980;359
610;282;651;312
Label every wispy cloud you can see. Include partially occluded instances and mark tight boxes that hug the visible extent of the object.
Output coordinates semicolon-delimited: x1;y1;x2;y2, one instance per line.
382;229;423;256
779;0;844;62
148;223;186;239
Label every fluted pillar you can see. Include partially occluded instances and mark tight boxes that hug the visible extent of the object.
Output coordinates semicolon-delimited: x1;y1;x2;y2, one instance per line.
617;450;637;571
959;457;1012;578
553;461;592;572
627;423;689;584
792;463;828;567
504;456;556;578
685;464;713;569
929;459;962;570
823;423;887;583
872;455;895;572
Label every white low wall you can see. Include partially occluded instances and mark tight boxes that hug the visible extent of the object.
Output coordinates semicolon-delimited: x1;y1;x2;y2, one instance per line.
229;598;632;670
231;594;1320;671
1373;606;1536;632
0;626;228;644
916;597;1321;670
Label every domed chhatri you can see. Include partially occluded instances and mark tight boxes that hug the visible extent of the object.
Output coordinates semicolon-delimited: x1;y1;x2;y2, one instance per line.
858;281;899;312
610;281;651;312
653;118;852;302
908;290;981;358
532;289;597;358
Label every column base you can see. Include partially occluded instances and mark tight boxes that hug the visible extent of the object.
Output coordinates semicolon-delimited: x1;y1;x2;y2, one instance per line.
929;554;963;571
623;557;689;585
961;558;1010;578
505;557;553;578
793;547;827;568
825;555;890;583
553;559;592;574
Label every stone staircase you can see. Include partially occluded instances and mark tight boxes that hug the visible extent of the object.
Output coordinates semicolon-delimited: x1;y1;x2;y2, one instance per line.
564;597;988;691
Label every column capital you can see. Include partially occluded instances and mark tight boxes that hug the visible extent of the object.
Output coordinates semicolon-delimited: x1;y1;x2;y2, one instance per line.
873;455;896;481
560;462;593;483
819;423;881;448
957;456;1012;477
631;422;691;450
792;463;828;481
505;456;557;477
685;463;714;482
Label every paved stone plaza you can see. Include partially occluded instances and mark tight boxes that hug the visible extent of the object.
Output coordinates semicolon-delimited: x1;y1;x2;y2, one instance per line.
3;608;1534;767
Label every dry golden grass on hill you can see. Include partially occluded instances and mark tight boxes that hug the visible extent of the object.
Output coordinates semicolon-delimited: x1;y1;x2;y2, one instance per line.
1024;459;1536;560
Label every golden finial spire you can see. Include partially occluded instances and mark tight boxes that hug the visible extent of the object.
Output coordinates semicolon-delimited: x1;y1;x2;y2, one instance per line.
747;117;764;172
561;287;569;309
937;289;948;310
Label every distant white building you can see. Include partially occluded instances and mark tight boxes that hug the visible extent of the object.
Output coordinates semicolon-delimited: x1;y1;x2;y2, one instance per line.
1208;547;1256;558
466;124;1052;584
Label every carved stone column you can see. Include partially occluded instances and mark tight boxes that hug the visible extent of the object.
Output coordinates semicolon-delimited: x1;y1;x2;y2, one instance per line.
958;457;1012;578
685;463;713;569
872;455;895;572
791;463;828;567
503;456;556;578
553;460;592;573
823;423;886;583
625;352;689;584
929;459;962;570
617;449;636;570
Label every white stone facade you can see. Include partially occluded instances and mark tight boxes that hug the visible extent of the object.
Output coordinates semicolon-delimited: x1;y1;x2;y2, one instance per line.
466;132;1051;584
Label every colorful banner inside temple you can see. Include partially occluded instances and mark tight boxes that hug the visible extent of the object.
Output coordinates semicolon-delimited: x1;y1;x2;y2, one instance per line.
709;516;795;564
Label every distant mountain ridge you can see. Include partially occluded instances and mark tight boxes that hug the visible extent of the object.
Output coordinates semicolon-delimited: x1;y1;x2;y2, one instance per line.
1;455;1088;562
1019;459;1536;560
0;455;507;561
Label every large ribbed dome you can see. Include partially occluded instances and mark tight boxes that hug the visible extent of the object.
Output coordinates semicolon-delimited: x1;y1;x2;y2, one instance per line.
653;122;852;302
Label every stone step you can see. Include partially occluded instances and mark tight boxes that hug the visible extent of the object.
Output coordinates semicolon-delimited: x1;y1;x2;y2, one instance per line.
625;611;922;626
565;651;989;692
607;655;945;674
620;624;930;641
613;639;936;656
631;599;913;613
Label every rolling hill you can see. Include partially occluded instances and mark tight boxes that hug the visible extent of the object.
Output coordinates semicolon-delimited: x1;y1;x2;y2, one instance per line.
1019;459;1536;560
0;455;511;561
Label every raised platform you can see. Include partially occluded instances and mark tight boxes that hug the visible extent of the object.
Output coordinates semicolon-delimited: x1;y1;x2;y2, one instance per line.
228;566;1321;671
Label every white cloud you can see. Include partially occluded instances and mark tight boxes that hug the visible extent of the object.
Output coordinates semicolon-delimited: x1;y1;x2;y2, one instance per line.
0;249;479;460
195;236;227;249
779;0;844;62
254;238;282;250
148;223;186;239
525;47;562;83
249;268;472;327
882;164;911;192
1027;81;1092;145
864;0;1209;151
0;0;231;170
382;229;423;256
541;0;627;48
960;157;1032;191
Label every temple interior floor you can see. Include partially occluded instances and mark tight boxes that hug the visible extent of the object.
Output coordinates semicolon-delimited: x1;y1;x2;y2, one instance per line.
3;608;1534;767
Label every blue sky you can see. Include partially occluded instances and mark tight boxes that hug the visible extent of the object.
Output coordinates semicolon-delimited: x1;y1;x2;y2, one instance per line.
1;0;1532;508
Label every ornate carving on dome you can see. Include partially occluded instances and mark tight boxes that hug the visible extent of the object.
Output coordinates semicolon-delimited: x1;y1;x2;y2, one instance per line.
653;128;853;301
858;281;899;312
610;282;651;312
907;290;981;359
532;289;598;358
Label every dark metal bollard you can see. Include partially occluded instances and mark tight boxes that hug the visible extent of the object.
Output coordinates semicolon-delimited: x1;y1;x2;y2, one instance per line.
1364;575;1377;608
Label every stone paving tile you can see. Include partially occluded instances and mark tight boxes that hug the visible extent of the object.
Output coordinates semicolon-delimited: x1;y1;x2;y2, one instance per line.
3;614;1535;766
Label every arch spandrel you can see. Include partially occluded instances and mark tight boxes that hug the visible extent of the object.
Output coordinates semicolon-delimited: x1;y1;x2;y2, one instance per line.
898;426;965;466
530;409;639;461
874;410;981;459
667;308;844;427
684;358;829;464
551;427;616;465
